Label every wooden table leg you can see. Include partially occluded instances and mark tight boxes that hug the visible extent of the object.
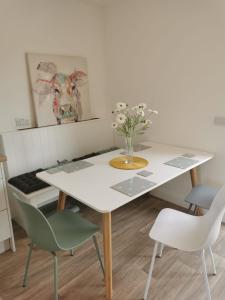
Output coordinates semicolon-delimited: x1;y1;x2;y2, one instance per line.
190;168;198;187
190;168;203;215
103;212;113;300
57;191;67;211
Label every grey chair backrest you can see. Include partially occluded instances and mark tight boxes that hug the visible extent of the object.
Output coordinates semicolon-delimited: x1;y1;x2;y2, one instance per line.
13;193;60;252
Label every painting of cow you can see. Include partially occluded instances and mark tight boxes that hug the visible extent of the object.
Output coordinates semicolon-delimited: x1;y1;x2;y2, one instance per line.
27;53;91;127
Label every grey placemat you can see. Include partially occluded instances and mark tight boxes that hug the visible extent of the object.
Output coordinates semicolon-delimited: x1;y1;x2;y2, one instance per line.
133;144;152;152
62;161;94;173
47;166;63;174
111;176;156;197
164;157;199;169
47;161;94;174
137;170;153;177
121;144;152;155
182;153;196;158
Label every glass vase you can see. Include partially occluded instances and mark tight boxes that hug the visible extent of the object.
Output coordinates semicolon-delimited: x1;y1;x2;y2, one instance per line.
124;136;134;164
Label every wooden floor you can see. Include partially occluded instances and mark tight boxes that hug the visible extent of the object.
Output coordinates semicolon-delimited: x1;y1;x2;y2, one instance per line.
0;195;225;300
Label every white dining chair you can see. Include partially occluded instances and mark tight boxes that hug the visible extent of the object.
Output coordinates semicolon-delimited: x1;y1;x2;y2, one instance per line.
144;185;225;300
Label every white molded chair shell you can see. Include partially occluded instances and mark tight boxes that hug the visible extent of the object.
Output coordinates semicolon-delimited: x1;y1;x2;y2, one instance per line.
150;185;225;252
144;185;225;300
150;209;205;252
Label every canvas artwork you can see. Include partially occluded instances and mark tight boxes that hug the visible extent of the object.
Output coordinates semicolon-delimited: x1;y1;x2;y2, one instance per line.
27;53;92;127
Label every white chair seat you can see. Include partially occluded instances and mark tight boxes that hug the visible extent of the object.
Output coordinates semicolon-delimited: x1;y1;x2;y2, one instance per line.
144;185;225;300
150;208;205;252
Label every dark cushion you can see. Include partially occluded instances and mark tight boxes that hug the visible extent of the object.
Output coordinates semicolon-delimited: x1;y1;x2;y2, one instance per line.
8;169;50;194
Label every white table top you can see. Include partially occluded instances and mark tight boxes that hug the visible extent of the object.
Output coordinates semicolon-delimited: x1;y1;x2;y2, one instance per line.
37;142;213;213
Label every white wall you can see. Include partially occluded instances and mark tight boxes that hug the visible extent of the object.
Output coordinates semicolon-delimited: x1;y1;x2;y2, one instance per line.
0;0;112;252
0;0;109;132
1;0;225;207
106;0;225;205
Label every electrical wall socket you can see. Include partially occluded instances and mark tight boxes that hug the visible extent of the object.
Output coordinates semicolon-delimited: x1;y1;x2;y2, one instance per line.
15;118;31;130
214;116;225;127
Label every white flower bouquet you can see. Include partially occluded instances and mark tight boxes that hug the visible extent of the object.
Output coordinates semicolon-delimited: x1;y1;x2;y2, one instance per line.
112;102;158;163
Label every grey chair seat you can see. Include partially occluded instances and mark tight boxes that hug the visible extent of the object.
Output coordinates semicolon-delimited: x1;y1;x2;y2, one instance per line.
185;184;219;210
47;210;99;250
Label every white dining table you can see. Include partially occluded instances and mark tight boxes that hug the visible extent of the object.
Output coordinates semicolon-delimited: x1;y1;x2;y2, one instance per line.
37;141;213;299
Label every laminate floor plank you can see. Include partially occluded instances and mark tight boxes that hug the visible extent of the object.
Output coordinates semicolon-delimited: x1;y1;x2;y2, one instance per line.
0;195;225;300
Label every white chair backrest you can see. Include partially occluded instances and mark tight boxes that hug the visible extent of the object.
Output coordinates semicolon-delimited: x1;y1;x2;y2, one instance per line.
202;185;225;248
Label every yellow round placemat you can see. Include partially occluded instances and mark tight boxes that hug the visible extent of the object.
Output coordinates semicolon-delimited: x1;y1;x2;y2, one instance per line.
109;156;148;170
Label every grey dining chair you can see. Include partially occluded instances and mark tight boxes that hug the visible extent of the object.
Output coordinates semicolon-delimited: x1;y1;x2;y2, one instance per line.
185;184;219;214
13;193;104;300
